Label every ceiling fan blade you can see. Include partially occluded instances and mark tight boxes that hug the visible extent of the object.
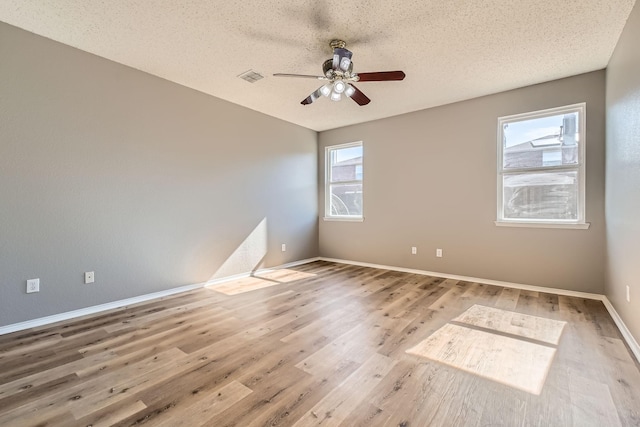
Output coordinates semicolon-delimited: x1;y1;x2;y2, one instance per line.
348;84;371;106
356;71;406;82
301;86;325;105
273;73;327;80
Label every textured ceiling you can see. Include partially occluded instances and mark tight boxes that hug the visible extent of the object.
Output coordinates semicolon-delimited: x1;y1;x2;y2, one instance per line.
0;1;636;131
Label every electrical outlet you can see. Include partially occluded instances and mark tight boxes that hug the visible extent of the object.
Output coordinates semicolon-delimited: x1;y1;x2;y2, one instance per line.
627;285;631;303
436;248;443;258
85;271;95;284
281;244;286;252
411;247;417;255
26;278;40;293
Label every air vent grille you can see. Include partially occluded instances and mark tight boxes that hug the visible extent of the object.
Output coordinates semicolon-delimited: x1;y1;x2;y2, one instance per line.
238;70;264;83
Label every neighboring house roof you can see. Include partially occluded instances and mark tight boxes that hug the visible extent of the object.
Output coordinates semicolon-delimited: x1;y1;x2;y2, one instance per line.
334;156;363;166
505;134;561;152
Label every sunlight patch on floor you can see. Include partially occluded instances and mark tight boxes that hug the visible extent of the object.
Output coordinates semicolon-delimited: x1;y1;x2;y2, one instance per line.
208;269;316;295
453;304;566;345
407;305;566;395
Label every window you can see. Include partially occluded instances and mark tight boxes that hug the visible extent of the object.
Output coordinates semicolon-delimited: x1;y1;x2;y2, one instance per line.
497;103;588;228
325;142;363;220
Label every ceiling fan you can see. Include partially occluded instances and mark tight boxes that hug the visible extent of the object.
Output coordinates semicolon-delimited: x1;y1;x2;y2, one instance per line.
274;39;406;106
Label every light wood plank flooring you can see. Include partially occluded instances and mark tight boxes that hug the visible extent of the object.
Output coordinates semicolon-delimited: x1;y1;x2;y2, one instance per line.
1;261;639;426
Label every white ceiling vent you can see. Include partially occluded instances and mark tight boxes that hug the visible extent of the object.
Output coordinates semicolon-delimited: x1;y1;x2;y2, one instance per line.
238;70;264;83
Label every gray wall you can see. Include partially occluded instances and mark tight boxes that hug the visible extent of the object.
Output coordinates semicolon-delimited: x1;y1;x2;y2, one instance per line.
606;1;640;342
319;71;606;293
0;23;318;327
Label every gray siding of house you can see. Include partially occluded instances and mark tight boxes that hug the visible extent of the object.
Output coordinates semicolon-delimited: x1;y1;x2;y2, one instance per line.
319;71;606;294
0;22;318;327
605;0;640;342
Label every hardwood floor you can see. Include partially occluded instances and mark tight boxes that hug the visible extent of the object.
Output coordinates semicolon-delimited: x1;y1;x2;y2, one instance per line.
1;261;639;426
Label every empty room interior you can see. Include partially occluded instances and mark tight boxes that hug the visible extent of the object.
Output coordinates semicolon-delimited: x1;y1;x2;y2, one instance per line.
2;1;640;426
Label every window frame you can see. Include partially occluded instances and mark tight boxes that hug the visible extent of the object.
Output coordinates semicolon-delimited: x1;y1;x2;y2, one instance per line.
496;103;589;229
324;141;364;222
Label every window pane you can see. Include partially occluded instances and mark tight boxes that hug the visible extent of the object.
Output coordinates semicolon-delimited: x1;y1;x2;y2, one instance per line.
503;171;578;220
330;183;362;216
331;146;363;183
503;112;579;169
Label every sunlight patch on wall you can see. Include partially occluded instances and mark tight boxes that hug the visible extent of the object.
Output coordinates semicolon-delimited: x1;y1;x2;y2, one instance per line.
210;218;268;280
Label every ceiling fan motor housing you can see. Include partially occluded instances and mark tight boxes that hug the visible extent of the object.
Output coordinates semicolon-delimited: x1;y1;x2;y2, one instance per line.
323;58;353;78
273;38;404;106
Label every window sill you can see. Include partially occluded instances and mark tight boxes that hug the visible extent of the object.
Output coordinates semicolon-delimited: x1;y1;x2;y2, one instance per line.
323;216;364;222
495;221;590;230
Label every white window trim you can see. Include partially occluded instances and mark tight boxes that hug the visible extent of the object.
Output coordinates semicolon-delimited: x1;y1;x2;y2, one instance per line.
494;221;590;229
324;141;364;221
323;216;365;222
496;103;589;229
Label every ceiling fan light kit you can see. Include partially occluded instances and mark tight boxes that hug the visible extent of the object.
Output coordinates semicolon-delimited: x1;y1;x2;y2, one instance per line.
274;39;406;106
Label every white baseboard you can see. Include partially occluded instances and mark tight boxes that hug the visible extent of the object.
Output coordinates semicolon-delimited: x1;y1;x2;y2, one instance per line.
0;282;207;336
319;257;640;363
601;297;640;363
2;256;638;364
319;257;604;299
0;257;320;336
